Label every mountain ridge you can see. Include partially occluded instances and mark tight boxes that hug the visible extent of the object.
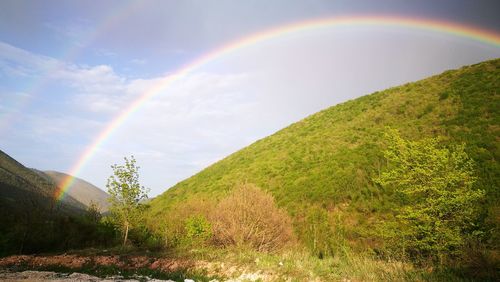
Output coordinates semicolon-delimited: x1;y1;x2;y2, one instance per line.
0;150;110;214
44;170;110;212
0;149;85;214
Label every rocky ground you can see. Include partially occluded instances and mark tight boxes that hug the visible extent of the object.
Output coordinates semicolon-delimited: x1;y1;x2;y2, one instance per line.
0;270;172;281
0;254;270;281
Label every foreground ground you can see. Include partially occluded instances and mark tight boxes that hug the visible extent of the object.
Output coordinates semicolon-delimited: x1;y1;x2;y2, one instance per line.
0;270;169;281
0;253;268;281
0;250;493;281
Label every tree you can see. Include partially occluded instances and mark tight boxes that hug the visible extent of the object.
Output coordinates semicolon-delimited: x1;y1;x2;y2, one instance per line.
106;156;148;247
375;129;485;264
85;200;102;224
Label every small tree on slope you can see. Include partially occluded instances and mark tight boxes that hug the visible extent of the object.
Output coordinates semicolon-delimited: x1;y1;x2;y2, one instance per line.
107;156;148;246
375;129;485;264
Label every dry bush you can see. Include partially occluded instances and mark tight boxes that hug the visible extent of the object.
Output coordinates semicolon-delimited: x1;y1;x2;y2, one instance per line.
210;183;294;252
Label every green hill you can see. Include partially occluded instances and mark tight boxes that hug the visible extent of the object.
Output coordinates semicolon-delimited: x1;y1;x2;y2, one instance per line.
0;150;115;255
45;170;110;212
0;150;86;215
148;59;499;252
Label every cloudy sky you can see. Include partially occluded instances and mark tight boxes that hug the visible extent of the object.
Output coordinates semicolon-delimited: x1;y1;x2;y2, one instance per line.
1;0;499;197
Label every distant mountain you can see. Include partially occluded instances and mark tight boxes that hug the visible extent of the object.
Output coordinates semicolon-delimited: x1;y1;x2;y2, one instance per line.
0;150;114;255
0;150;86;215
44;171;110;212
148;59;499;250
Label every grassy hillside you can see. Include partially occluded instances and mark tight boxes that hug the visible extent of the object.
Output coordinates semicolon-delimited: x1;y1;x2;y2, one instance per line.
149;59;499;252
0;150;86;214
45;171;110;212
0;150;115;255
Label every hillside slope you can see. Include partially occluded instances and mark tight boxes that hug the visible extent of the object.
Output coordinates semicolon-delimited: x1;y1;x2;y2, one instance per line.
45;171;110;212
0;150;86;214
0;150;116;255
149;59;499;248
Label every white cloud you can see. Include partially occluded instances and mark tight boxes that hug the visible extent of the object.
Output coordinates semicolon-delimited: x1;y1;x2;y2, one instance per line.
0;42;59;76
0;42;132;113
0;41;260;191
2;25;500;196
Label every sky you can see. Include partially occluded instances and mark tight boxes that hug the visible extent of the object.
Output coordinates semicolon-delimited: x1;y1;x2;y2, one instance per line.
1;0;499;197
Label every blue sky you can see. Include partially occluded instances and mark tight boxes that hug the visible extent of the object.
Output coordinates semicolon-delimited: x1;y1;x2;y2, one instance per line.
1;0;499;196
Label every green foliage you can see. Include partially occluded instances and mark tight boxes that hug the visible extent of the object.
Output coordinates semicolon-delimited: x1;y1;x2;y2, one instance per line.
303;207;334;259
375;129;485;263
294;206;349;259
185;215;212;245
107;156;149;246
85;200;103;223
0;207;116;256
146;59;499;272
146;196;216;250
127;222;164;250
0;148;119;255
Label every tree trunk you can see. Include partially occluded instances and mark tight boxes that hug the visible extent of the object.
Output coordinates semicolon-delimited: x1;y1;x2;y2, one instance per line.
123;222;129;247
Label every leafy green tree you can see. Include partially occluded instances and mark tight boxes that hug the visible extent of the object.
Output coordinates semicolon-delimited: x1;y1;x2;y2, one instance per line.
107;156;149;246
375;129;485;264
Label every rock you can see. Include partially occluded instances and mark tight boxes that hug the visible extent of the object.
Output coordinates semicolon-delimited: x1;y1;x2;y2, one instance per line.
0;270;180;281
67;272;102;281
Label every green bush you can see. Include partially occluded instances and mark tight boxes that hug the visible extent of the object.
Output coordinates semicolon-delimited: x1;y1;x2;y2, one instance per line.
375;129;485;265
185;215;212;246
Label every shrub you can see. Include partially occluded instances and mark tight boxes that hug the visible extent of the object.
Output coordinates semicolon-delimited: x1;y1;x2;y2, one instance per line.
153;197;214;248
210;183;294;252
185;215;212;246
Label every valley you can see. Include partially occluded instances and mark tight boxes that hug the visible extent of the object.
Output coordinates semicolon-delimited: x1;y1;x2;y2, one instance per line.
1;59;498;281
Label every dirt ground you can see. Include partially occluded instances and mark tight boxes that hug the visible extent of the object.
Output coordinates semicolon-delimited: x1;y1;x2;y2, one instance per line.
0;254;268;281
0;254;192;273
0;270;172;281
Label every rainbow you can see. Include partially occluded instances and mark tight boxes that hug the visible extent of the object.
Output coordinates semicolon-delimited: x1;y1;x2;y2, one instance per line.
0;1;142;135
55;15;500;201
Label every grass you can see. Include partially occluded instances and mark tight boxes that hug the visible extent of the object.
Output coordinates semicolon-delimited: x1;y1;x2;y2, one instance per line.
160;246;490;281
148;59;499;254
139;59;500;281
4;247;495;281
2;238;496;281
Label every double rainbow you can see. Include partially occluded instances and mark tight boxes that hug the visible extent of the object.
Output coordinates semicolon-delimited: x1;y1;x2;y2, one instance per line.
55;15;500;201
0;1;143;135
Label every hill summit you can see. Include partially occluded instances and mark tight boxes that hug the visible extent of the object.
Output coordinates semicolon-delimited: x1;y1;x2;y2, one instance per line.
148;59;499;251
